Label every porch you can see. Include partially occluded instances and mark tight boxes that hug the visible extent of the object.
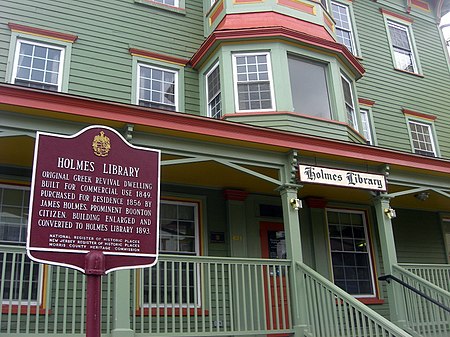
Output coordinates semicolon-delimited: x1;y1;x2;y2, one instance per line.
2;246;449;337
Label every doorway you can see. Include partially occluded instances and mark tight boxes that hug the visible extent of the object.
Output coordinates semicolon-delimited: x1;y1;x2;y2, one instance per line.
260;222;289;335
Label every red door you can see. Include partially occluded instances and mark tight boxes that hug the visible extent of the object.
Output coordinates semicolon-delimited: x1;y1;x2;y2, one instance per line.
260;222;290;336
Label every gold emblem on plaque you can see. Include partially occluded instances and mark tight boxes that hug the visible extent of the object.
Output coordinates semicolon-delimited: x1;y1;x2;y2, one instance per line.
92;131;111;157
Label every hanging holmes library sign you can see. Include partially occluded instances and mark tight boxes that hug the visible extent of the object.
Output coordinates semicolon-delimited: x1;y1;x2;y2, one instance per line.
299;164;387;192
27;125;161;273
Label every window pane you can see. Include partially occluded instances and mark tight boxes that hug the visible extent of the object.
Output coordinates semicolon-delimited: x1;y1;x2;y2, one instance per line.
14;41;62;91
409;121;436;156
288;56;331;119
327;210;375;296
138;65;177;110
234;54;273;111
332;2;355;53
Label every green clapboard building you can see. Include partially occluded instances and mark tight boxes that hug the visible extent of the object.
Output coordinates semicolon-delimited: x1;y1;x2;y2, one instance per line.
1;0;450;336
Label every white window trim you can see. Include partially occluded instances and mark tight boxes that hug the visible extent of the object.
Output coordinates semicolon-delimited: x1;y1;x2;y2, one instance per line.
0;184;44;306
205;62;221;119
388;20;418;72
360;108;374;145
142;199;201;308
326;208;377;298
331;1;357;55
232;52;276;113
407;119;438;157
341;75;358;131
11;39;65;92
136;63;179;111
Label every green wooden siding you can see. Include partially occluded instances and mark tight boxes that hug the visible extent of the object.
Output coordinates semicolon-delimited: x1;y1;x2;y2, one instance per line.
353;0;450;158
0;0;204;113
393;209;447;264
224;113;366;143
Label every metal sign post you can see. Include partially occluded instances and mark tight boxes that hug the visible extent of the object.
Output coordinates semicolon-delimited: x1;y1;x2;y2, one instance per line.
26;125;161;336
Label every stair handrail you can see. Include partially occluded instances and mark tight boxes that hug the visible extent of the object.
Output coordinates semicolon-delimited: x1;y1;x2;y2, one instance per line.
392;264;450;298
296;261;413;337
378;274;450;313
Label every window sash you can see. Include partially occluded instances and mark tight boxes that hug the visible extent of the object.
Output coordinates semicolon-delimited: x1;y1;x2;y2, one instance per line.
143;200;200;307
360;109;373;145
388;21;417;73
1;252;42;304
408;121;436;157
233;53;274;111
152;0;179;6
327;209;376;297
288;55;332;119
341;76;358;131
12;40;64;92
331;2;355;54
206;64;222;119
138;64;178;111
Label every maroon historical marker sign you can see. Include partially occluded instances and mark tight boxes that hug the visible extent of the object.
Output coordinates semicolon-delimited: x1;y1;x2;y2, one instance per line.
27;125;160;273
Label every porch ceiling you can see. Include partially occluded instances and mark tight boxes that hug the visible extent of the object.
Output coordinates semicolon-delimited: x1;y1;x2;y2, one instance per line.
1;135;449;212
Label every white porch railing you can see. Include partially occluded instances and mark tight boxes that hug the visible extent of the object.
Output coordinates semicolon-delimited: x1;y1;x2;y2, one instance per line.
0;246;113;335
399;264;450;293
297;261;413;337
392;265;450;337
132;255;293;336
1;247;293;336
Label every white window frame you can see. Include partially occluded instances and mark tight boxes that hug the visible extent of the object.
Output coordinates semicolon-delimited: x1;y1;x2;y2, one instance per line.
331;1;357;55
341;76;358;131
142;199;200;308
326;208;377;298
386;20;419;73
408;120;437;157
137;63;179;111
11;39;65;92
206;63;221;119
232;52;275;112
0;184;43;306
360;108;374;145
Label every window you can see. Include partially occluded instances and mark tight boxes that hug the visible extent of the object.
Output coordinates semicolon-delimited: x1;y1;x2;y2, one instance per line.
0;186;41;304
143;200;199;307
360;109;374;145
233;53;274;111
159;200;198;255
138;63;177;111
11;40;64;91
408;120;436;157
331;2;356;54
327;209;376;297
152;0;178;6
288;56;332;119
206;63;221;119
341;76;358;131
387;20;417;73
0;186;29;245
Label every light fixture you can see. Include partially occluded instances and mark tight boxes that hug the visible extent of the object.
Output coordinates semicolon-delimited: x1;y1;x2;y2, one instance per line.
290;198;302;211
384;207;396;219
414;192;429;201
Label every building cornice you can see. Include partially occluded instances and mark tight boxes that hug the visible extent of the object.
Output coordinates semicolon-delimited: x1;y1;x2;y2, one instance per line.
190;14;365;77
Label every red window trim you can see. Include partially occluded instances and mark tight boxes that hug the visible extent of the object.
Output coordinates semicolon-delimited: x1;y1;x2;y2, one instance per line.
2;304;48;315
402;108;436;121
358;297;385;305
379;8;413;23
136;307;209;316
8;23;78;42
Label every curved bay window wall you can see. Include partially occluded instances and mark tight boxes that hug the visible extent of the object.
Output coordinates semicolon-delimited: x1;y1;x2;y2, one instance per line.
201;44;365;143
